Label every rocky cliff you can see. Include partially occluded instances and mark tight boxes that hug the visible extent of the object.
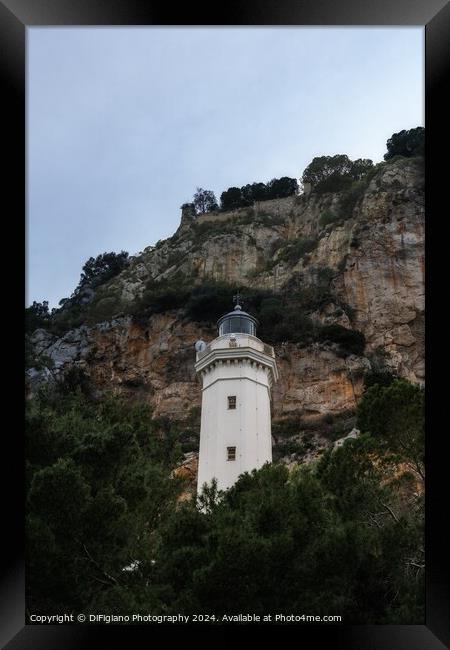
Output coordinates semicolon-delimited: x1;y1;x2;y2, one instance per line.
28;156;424;463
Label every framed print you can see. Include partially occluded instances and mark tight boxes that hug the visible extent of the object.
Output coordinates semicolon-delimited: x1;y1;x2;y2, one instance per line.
2;0;449;647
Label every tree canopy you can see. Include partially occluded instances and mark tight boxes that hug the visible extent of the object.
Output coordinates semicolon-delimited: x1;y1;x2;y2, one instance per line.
357;379;424;481
266;176;299;199
384;127;424;160
192;188;219;214
220;177;298;211
220;186;243;211
25;301;51;333
78;251;130;290
301;155;374;194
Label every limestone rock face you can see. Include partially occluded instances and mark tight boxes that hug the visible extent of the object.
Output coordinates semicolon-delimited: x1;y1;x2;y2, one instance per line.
28;157;424;422
273;344;370;417
172;452;199;501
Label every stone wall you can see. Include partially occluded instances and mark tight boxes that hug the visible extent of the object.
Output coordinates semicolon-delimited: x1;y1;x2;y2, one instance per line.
195;194;298;225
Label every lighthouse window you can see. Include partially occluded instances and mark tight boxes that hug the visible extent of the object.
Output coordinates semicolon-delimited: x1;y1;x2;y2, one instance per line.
227;395;236;409
227;446;236;461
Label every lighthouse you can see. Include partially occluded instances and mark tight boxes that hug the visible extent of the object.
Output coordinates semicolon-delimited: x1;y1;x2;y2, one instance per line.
194;294;279;494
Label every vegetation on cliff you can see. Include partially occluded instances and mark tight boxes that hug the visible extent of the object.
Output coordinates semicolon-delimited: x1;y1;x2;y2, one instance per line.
384;126;424;160
183;176;299;215
127;276;364;352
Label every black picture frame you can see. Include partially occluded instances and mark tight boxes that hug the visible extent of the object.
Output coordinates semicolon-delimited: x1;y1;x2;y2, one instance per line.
3;1;449;647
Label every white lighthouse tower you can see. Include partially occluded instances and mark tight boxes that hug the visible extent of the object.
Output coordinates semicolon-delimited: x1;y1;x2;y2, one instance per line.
195;294;279;494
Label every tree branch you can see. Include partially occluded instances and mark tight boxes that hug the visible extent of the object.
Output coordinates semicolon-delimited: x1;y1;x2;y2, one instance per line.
380;501;399;523
82;543;119;586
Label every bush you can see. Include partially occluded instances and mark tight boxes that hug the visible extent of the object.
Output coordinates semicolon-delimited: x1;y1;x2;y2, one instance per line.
265;313;315;344
278;237;318;266
275;439;306;457
339;180;367;218
86;296;120;323
319;210;341;228
220;187;244;211
185;282;235;324
315;266;335;284
318;324;366;356
363;369;396;389
314;173;354;194
302;155;373;195
48;306;86;337
241;182;267;204
266;176;298;199
25;301;51;334
78;251;129;290
384;127;424;161
220;177;298;212
272;418;302;439
280;274;334;315
129;276;191;325
357;379;424;480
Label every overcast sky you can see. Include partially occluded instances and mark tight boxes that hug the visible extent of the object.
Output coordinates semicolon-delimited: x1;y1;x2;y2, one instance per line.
27;27;424;308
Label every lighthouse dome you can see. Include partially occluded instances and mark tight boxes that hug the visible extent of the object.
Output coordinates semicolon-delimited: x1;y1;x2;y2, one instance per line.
217;304;259;337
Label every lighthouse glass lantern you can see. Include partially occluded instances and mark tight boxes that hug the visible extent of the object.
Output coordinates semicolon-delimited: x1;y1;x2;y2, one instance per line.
217;303;258;336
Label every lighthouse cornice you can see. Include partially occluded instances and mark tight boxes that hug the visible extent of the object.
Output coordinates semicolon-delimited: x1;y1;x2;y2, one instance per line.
194;344;279;383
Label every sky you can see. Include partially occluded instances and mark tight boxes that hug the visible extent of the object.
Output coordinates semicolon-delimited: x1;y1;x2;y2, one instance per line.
27;27;424;308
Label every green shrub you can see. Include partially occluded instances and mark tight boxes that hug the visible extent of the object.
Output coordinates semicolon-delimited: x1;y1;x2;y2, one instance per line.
181;440;200;453
275;439;306;457
302;154;374;195
272;418;302;439
363;369;396;389
339;180;367;218
263;312;316;345
314;173;354;194
384;127;424;160
364;348;396;388
129;276;191;325
86;296;120;323
25;301;51;334
315;266;335;284
318;324;366;356
356;379;424;479
49;307;85;337
278;237;318;266
185;281;235;324
319;210;341;228
78;251;129;290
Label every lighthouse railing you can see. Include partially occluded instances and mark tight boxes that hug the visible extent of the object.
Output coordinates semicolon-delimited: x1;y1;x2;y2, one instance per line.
196;337;275;361
263;343;275;358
